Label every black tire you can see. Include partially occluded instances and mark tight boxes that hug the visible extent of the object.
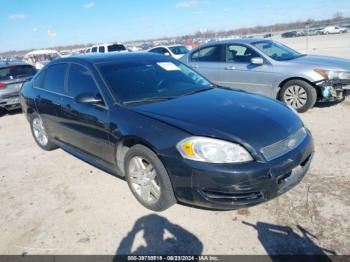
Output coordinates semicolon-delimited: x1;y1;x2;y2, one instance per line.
0;107;6;117
124;144;176;211
30;113;58;151
279;79;317;113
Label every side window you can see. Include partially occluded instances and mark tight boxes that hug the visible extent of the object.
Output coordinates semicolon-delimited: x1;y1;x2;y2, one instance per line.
226;44;260;63
67;64;100;99
43;64;67;94
99;46;105;53
158;48;168;55
149;48;160;54
33;70;45;88
191;45;223;62
91;47;97;53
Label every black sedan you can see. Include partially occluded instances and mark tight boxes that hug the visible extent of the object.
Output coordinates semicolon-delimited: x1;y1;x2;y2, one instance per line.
20;53;314;211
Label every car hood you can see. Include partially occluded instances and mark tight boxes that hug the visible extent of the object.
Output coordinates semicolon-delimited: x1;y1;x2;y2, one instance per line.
130;88;303;151
288;55;350;70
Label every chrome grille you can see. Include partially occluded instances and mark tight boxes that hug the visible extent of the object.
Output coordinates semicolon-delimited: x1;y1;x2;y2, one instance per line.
261;128;307;161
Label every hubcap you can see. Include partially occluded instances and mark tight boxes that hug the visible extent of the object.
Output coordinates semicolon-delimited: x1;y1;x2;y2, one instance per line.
128;157;161;204
32;117;48;146
284;85;308;109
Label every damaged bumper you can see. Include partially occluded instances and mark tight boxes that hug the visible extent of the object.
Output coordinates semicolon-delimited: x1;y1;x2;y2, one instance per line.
316;79;350;102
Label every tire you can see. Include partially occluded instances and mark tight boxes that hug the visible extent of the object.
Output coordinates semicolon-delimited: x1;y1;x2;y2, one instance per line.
30;113;58;151
279;79;317;113
124;144;176;211
0;107;6;117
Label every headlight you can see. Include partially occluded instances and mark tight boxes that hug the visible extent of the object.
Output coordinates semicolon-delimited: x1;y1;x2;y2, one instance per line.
176;136;253;163
314;69;350;80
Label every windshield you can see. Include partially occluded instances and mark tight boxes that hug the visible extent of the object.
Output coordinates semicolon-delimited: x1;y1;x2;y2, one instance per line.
0;65;37;81
169;46;189;55
252;41;302;61
98;59;213;105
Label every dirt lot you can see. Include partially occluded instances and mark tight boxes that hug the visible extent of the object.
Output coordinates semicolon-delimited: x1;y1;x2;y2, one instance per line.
0;35;350;256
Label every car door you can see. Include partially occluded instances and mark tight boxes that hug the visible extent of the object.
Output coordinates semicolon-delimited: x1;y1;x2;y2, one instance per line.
187;45;226;86
60;63;114;164
221;44;275;97
34;63;68;139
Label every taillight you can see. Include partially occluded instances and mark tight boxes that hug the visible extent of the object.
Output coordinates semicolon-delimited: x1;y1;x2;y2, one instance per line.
0;82;6;89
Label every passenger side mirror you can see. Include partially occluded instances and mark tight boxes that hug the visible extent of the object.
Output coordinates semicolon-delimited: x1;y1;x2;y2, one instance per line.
251;57;264;65
75;92;103;105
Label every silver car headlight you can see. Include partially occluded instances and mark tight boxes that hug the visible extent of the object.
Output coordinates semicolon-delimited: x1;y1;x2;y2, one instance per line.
314;69;350;80
176;136;253;163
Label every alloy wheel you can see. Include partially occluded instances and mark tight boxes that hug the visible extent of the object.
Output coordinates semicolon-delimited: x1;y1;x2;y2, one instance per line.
128;156;161;204
284;85;308;109
32;117;48;146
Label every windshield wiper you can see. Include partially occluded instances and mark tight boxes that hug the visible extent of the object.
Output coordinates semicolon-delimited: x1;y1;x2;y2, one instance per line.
182;87;213;97
124;96;176;105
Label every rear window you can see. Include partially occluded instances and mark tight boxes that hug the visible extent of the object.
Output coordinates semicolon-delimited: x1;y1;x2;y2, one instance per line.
0;65;37;81
107;44;126;52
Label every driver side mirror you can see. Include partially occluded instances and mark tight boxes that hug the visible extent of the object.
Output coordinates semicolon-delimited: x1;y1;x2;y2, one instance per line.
75;92;103;105
251;57;264;65
164;52;171;56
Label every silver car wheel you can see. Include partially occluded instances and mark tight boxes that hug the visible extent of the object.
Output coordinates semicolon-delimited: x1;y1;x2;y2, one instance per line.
32;117;48;146
284;85;308;109
128;156;161;204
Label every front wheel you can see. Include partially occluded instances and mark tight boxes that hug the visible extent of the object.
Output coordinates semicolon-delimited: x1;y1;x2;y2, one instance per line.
280;80;317;113
124;144;176;211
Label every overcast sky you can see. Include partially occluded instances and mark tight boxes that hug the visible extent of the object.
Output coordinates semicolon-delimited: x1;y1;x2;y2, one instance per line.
0;0;349;52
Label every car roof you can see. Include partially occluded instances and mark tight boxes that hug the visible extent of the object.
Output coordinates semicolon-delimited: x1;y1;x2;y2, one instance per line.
92;42;125;47
0;61;30;68
51;52;169;65
151;44;184;49
199;38;270;48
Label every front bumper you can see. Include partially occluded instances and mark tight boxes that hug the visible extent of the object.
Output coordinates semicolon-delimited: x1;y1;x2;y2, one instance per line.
162;131;314;210
0;93;21;110
316;79;350;102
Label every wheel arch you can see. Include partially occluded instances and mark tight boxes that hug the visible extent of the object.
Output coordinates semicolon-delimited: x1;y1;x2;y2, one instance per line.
115;136;159;176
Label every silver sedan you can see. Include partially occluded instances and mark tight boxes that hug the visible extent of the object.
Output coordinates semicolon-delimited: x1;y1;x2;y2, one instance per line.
180;39;350;112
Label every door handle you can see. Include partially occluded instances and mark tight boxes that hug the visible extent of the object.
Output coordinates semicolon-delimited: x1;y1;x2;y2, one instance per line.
224;66;236;70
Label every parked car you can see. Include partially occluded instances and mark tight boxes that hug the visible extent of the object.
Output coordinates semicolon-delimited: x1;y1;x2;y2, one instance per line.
148;45;189;59
0;61;37;111
322;26;348;34
85;43;128;54
24;49;60;70
180;39;350;112
306;27;324;36
281;31;304;38
20;53;314;211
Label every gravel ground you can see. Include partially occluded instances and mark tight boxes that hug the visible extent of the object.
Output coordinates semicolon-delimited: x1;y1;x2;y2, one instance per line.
0;35;349;256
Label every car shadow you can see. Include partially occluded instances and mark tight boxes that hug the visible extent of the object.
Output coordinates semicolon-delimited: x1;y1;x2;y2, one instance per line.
242;221;336;259
314;100;342;109
115;214;203;257
0;108;22;117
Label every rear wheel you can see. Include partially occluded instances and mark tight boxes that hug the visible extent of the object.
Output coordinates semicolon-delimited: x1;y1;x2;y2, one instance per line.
30;113;57;151
124;144;176;211
280;80;317;113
